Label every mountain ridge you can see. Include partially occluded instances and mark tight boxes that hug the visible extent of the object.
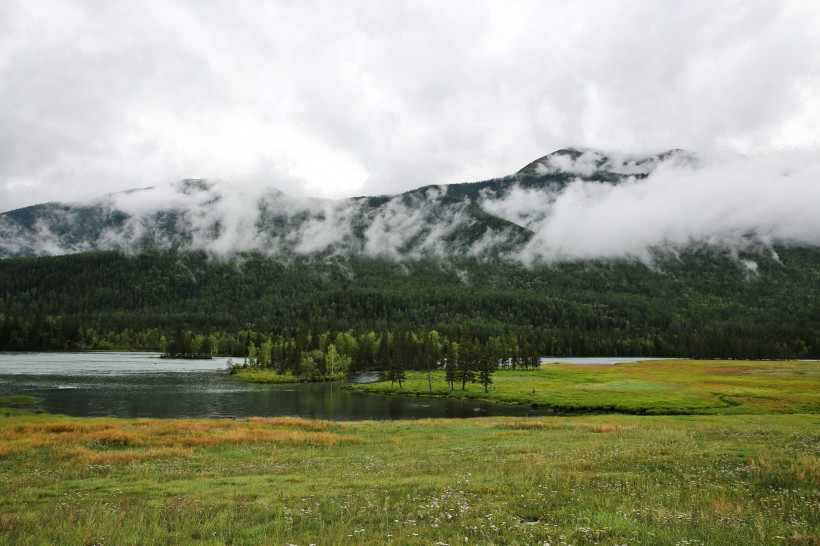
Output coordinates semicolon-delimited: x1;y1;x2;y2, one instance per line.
0;148;808;263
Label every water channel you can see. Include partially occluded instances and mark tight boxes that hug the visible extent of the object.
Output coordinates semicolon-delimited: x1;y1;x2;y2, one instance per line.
0;352;557;420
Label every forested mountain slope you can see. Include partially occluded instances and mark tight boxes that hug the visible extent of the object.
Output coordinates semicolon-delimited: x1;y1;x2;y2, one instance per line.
1;148;818;359
0;246;817;358
0;149;693;260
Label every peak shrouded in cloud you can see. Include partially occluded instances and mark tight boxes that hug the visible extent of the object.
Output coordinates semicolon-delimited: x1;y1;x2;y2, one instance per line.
481;149;820;262
1;1;819;212
1;149;818;263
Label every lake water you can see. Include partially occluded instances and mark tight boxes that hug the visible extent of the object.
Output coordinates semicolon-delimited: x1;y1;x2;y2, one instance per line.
540;356;676;365
0;352;551;420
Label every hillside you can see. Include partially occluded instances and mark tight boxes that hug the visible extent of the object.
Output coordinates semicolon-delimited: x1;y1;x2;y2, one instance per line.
0;148;696;260
1;148;818;359
0;245;817;358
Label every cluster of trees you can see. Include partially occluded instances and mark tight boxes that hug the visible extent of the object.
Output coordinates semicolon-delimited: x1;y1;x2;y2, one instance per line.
0;247;818;359
234;326;541;389
160;330;218;359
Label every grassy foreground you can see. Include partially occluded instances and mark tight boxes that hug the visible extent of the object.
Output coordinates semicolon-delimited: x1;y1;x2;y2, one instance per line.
345;360;820;415
0;411;818;545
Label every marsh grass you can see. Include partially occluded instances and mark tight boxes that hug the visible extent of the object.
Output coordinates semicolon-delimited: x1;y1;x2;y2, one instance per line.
1;360;817;544
0;395;43;407
233;368;346;384
1;410;818;545
345;359;820;415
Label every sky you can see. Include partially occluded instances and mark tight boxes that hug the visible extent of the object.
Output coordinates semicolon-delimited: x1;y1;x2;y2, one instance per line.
1;0;819;213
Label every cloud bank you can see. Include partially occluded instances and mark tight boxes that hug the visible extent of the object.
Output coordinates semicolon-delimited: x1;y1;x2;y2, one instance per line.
481;150;820;262
1;1;819;213
1;149;817;264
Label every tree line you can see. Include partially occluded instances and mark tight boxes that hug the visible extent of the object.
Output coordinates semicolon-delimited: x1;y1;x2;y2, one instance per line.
0;247;818;359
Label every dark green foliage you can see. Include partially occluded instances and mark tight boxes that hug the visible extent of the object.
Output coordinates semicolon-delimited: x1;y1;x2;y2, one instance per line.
0;245;818;359
477;343;496;393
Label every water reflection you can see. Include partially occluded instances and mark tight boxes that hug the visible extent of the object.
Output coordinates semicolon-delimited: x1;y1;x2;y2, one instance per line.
0;352;546;420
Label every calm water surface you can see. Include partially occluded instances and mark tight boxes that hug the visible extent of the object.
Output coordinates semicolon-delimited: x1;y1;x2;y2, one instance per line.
540;356;677;365
0;352;551;420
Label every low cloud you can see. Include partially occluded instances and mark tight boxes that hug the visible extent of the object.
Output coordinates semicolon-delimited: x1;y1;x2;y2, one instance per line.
480;150;820;263
0;178;479;260
1;149;818;263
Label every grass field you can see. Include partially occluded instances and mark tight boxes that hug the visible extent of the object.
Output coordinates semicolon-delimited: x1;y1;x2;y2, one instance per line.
0;360;818;544
345;360;820;415
232;367;346;384
0;412;817;544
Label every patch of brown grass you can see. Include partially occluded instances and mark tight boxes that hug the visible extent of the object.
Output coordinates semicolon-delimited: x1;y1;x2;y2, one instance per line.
495;430;529;437
0;444;25;457
246;416;332;430
573;423;638;433
796;453;820;488
496;420;564;430
173;427;362;447
1;416;365;460
83;428;141;447
58;446;188;465
710;493;746;522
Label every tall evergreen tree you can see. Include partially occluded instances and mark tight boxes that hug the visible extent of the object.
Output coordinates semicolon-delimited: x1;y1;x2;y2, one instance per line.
478;342;496;393
456;332;476;390
424;330;440;394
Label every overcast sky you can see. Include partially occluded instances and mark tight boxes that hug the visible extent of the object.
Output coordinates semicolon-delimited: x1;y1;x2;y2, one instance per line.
1;0;819;213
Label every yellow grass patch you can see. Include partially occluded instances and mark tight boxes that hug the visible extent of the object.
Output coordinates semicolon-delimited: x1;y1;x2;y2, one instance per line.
246;416;332;430
58;446;188;465
173;427;362;447
710;493;746;522
796;453;820;488
0;416;363;459
496;420;564;430
572;423;638;433
0;444;26;457
495;430;529;437
83;428;141;446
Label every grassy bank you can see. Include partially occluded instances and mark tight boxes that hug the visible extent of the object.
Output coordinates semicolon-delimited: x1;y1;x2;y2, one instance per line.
344;360;820;415
231;367;346;384
0;395;44;417
0;395;43;407
0;411;817;544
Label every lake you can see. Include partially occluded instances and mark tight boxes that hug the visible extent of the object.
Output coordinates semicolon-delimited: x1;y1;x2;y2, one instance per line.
0;352;554;420
539;356;677;365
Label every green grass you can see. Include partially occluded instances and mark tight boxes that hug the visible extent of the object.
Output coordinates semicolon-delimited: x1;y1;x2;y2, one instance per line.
345;360;820;415
0;395;43;407
0;411;817;544
1;360;818;544
232;367;346;384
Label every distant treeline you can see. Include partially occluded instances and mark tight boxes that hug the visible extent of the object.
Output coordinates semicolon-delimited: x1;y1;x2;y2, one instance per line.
0;247;818;359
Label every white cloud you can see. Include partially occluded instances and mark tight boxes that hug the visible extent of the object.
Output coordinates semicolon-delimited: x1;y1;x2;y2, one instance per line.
1;1;819;213
478;150;820;263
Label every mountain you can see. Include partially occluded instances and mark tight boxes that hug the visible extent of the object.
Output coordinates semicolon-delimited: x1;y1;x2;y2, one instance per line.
0;148;697;260
1;148;817;359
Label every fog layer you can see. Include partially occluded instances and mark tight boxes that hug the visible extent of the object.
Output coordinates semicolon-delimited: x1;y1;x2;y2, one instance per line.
1;150;818;263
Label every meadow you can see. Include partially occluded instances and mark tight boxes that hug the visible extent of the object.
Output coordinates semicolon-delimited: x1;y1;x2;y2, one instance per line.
345;359;820;415
0;360;818;545
231;367;347;384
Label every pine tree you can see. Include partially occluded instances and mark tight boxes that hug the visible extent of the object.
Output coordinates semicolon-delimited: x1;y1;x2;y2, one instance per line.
443;343;457;391
424;330;440;394
478;342;496;393
456;332;476;390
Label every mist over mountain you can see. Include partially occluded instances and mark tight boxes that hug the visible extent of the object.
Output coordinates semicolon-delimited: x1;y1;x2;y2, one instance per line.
2;148;819;264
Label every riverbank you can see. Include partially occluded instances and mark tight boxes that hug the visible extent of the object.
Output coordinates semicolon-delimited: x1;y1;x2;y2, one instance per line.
0;395;44;416
230;367;347;384
343;359;820;415
1;409;817;544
